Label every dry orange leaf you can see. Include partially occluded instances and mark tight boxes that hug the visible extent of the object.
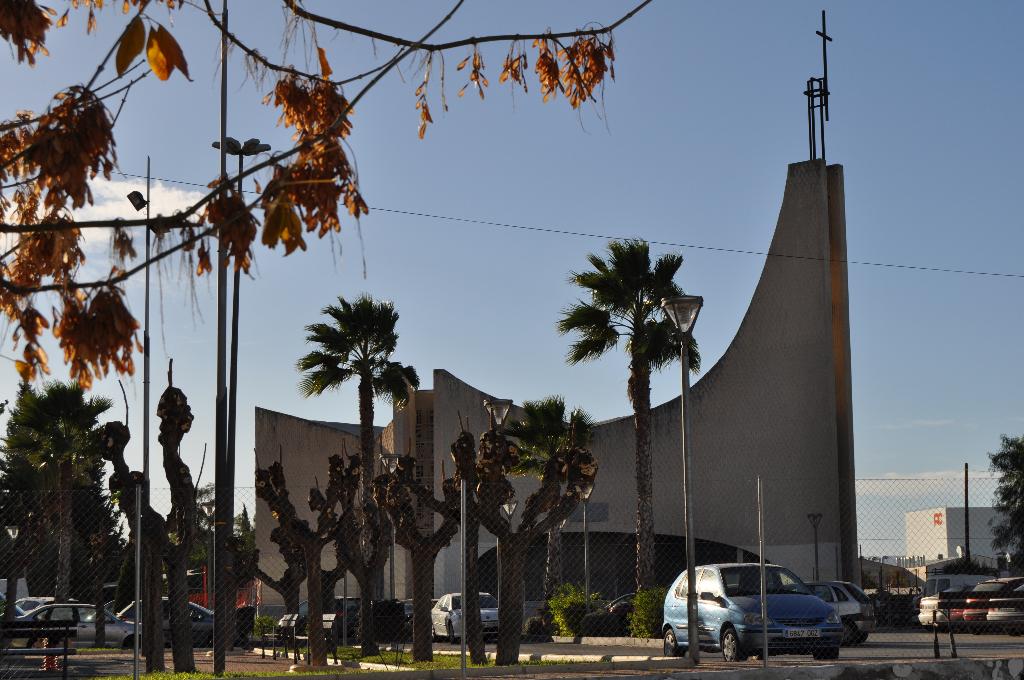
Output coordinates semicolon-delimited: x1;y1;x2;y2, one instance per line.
262;199;307;255
317;46;332;78
146;25;190;81
115;16;145;76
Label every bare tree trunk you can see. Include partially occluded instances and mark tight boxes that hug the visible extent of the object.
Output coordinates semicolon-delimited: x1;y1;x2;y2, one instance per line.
143;540;165;671
543;528;562;601
629;364;655;590
410;546;435;662
55;459;72;601
304;544;326;666
358;586;374;656
166;560;195;671
495;536;526;665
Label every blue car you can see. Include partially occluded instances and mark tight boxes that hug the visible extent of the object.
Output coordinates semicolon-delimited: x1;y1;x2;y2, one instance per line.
662;563;842;662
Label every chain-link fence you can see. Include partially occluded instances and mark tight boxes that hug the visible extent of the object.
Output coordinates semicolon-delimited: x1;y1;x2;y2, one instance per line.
0;475;1019;676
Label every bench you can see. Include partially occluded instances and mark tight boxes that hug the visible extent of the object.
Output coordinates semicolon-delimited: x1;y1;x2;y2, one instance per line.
0;620;77;680
293;614;338;665
260;614;296;660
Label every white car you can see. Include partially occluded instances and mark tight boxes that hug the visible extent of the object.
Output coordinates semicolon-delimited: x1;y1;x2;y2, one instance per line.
809;581;875;645
431;593;498;641
21;603;136;648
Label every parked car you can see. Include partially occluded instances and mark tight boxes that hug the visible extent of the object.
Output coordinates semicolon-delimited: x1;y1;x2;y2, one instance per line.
15;596;69;613
431;593;498;641
294;597;360;638
959;578;1024;632
808;581;875;645
19;603;135;648
0;594;24;619
579;592;635;637
917;585;973;629
986;583;1024;634
117;599;215;647
662;563;841;662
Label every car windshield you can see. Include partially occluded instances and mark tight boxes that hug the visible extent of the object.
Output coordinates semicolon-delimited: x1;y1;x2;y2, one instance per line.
843;582;871;604
720;566;811;596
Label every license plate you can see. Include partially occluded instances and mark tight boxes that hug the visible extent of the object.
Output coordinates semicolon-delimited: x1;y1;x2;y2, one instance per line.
784;629;821;638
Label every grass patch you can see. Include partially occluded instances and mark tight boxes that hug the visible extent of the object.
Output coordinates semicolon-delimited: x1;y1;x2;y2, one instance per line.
93;673;350;680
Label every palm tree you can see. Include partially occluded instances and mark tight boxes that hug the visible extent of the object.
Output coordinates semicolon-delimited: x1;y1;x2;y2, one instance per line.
297;294;418;655
504;396;592;600
558;239;699;590
2;381;112;600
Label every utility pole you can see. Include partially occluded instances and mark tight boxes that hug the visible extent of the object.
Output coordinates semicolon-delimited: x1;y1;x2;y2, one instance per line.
213;0;231;673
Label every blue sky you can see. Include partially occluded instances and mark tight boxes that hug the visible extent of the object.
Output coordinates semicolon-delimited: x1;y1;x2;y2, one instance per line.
1;1;1021;489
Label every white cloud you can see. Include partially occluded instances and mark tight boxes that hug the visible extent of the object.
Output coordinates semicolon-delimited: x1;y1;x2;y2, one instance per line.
70;178;204;277
879;419;955;431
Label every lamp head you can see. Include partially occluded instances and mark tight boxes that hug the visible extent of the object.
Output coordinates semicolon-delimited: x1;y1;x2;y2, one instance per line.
201;500;217;517
126;191;148;211
501;499;518;519
241;138;271;155
4;525;18;541
661;295;704;334
580;482;594;502
484;398;513;429
212;136;242;155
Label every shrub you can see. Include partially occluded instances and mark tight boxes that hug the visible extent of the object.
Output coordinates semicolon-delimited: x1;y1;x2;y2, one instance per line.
523;615;550;637
253;615;276;637
628;586;667;639
579;611;627;637
546;583;601;637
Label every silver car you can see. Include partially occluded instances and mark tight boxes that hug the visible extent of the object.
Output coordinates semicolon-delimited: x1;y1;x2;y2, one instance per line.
809;581;875;645
431;593;498;641
21;603;135;648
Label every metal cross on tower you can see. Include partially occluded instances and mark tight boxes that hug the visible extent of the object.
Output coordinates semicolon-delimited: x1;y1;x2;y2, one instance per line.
804;10;832;162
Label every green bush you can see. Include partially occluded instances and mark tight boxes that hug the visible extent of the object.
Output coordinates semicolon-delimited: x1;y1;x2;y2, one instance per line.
628;586;667;639
546;583;601;637
253;615;276;637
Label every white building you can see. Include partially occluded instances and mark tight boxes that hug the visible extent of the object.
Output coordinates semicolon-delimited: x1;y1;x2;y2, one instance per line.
904;507;1002;563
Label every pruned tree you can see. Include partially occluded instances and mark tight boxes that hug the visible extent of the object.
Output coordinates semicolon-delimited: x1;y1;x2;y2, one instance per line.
504;397;593;601
101;366;200;672
475;420;597;665
990;434;1024;566
328;451;392;656
255;453;349;667
254;528;305;615
98;421;166;671
156;364;198;672
374;453;460;661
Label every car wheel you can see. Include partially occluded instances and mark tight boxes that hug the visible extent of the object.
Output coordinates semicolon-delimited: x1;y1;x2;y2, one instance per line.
811;645;840;660
662;628;679;657
121;635;134;649
720;626;746;662
841;621;858;646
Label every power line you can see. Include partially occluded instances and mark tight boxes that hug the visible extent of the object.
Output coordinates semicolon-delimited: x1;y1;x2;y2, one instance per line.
111;170;1024;281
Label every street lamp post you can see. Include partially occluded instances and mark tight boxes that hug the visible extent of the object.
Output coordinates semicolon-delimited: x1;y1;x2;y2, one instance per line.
380;453;399;599
661;295;703;665
807;513;823;581
498;499;518;609
209;136;269;663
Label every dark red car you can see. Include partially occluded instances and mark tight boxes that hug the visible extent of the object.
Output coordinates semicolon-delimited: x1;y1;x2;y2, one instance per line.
960;578;1024;632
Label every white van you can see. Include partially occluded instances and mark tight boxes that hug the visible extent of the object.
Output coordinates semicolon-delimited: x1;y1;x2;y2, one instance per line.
922;574;990;598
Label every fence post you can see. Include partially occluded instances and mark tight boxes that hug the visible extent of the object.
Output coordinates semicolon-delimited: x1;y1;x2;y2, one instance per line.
757;477;768;668
932;609;939;658
132;481;141;680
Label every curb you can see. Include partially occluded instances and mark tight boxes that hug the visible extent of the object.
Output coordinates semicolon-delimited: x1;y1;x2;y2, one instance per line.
552;635;661;648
